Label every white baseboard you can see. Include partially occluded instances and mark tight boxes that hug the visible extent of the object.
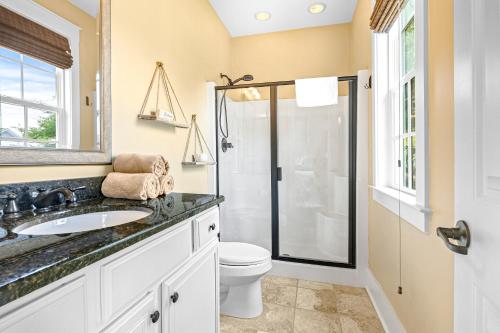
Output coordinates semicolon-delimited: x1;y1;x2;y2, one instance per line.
365;269;406;333
270;260;365;287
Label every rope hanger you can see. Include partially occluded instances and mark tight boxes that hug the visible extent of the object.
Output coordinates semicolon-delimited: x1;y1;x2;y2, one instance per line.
138;61;189;128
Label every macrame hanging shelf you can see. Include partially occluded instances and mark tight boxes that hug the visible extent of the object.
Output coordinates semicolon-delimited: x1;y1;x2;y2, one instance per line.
182;114;216;166
137;61;189;128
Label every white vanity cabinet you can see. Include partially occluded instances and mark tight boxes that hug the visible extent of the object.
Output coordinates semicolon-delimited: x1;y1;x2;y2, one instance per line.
0;207;220;333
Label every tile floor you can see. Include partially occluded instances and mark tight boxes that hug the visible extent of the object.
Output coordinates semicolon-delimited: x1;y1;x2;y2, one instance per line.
220;275;385;333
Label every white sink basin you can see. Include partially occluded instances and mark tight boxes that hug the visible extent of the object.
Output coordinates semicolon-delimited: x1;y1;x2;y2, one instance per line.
13;209;153;236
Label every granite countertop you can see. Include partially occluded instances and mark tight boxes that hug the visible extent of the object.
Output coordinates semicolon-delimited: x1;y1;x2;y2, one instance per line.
0;192;224;307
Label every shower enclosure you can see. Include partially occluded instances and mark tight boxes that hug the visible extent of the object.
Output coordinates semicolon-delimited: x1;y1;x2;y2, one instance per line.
215;77;357;268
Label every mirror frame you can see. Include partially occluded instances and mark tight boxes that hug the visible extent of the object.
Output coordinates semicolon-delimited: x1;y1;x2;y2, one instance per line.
0;0;112;165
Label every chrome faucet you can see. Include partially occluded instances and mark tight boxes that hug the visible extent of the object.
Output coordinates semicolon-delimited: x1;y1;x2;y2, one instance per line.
0;192;20;217
33;186;86;210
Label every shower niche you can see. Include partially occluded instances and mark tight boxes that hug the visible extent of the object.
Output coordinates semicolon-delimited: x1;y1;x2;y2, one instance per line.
215;78;357;268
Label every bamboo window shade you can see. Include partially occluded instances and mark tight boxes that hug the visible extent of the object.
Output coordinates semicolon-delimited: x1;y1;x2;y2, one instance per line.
370;0;405;33
0;5;73;69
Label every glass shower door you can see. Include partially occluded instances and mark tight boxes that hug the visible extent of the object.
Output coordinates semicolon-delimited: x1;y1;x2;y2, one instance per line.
275;81;355;265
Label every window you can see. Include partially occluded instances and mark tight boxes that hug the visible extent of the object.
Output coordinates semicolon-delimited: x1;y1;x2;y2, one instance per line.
0;46;65;148
372;0;430;232
0;0;81;150
395;1;416;193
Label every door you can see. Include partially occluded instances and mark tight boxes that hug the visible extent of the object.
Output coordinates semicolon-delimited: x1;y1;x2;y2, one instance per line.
454;0;500;331
272;79;357;267
102;291;160;333
163;245;218;333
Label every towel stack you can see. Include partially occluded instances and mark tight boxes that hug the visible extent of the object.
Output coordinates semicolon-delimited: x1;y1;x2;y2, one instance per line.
101;153;175;200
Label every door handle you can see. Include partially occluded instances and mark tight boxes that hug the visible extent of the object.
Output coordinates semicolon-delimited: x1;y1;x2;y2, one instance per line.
277;167;282;181
436;220;471;255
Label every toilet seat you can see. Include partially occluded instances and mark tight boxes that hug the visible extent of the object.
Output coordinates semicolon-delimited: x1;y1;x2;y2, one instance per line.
219;242;271;266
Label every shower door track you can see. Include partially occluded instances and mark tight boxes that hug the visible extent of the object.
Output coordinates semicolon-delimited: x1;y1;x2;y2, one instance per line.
215;76;357;269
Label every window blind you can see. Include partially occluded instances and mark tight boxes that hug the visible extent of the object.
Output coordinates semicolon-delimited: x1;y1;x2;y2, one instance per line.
370;0;404;33
0;5;73;69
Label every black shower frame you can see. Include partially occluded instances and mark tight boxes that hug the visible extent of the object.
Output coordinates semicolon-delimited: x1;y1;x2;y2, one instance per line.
214;76;357;269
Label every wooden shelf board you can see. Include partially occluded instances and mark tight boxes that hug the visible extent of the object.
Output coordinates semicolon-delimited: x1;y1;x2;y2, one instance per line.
182;161;216;166
138;115;189;128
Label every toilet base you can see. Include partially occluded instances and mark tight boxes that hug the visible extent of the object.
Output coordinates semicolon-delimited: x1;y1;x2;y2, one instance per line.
220;279;263;318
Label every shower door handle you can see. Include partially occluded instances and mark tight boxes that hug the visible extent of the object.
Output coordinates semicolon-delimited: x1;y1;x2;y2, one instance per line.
277;167;282;181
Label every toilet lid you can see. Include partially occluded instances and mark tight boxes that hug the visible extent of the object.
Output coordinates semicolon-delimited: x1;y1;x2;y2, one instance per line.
219;242;271;266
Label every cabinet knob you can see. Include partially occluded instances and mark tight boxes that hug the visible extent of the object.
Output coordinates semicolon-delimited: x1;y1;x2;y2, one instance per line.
170;292;179;303
208;223;216;231
150;310;160;323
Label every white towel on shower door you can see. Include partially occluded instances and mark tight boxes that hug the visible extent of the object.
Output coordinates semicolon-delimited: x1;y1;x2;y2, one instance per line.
295;76;338;107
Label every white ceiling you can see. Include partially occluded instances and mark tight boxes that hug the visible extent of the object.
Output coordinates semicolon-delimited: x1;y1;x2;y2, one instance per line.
68;0;99;18
208;0;357;37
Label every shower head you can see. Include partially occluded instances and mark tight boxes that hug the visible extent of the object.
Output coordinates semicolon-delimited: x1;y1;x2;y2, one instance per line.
232;74;254;85
220;73;254;86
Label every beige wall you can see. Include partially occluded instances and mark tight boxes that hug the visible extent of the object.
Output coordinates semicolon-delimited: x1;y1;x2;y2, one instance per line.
229;7;375;96
0;0;231;193
229;24;353;98
34;0;99;150
367;0;455;332
230;24;353;83
349;0;372;73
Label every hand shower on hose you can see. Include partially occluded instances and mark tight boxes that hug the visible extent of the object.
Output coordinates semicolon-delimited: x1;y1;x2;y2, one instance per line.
219;73;254;152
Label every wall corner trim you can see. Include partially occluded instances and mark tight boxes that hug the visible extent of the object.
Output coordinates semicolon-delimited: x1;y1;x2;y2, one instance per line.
364;268;407;333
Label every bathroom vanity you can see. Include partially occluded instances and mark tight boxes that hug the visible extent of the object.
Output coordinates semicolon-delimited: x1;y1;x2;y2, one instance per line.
0;183;223;333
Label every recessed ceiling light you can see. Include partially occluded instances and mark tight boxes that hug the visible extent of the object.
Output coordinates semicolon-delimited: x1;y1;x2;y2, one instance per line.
309;3;326;14
255;11;271;21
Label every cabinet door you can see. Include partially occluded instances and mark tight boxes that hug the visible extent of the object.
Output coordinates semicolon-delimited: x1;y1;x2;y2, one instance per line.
0;277;88;333
163;243;218;333
102;290;160;333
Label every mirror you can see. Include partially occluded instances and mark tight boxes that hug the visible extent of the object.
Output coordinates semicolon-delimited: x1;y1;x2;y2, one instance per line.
0;0;111;164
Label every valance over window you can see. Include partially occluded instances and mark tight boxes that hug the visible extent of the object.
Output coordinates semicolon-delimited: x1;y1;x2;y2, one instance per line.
0;5;73;69
370;0;404;33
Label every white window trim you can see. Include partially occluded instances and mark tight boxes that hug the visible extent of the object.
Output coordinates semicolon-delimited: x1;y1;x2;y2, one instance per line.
372;0;430;233
0;0;81;149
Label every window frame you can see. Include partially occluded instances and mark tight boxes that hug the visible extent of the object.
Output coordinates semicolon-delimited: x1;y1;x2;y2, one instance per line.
0;0;81;149
372;0;430;232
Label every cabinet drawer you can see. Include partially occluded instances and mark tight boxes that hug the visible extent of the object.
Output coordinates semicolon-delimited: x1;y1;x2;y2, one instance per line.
101;223;192;322
0;276;88;333
192;207;219;251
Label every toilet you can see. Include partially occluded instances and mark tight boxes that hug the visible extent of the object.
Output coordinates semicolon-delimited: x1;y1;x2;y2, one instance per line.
219;242;272;318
